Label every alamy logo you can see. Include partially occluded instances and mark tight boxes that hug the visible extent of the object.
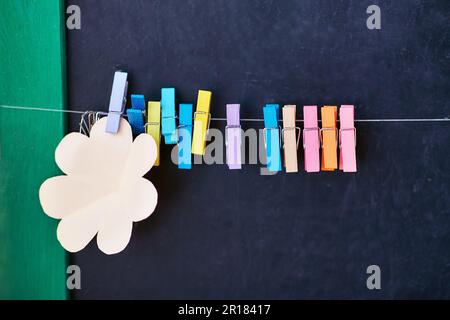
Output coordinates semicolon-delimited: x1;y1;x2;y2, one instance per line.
67;265;81;290
366;5;381;30
66;5;81;30
366;265;381;290
170;127;281;176
65;6;381;33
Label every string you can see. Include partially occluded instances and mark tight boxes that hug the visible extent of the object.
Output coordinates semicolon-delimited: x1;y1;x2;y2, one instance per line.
1;104;450;123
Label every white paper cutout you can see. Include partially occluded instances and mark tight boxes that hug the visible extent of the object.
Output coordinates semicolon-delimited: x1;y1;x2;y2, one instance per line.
39;118;158;255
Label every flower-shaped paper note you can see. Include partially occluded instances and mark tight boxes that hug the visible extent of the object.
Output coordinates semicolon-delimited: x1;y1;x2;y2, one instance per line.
39;117;158;255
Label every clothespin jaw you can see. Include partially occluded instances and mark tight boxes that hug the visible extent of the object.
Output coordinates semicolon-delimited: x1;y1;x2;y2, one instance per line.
127;109;145;135
131;94;145;110
145;101;161;166
225;104;242;170
320;106;338;171
303;105;320;172
339;105;357;172
106;71;128;134
178;104;193;170
263;104;282;172
192;90;212;155
127;94;145;135
282;105;300;173
161;88;177;145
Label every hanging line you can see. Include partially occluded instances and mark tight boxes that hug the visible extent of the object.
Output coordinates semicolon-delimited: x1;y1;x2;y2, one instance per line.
1;104;450;123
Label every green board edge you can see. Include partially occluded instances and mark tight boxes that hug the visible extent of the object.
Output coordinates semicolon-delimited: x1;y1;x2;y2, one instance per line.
0;0;68;299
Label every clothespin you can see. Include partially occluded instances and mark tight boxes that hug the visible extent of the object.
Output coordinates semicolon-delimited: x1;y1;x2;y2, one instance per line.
282;105;300;173
339;105;357;172
303;106;320;172
192;90;212;155
106;71;128;133
145;101;161;166
178;104;193;169
161;88;177;145
225;104;242;170
127;94;145;135
263;104;282;172
131;94;145;110
320;106;338;171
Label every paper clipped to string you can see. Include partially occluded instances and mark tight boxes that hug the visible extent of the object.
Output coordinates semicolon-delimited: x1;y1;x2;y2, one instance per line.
39;117;158;255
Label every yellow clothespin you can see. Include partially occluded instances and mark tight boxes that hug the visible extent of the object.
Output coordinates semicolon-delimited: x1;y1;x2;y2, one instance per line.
145;101;161;166
192;90;212;155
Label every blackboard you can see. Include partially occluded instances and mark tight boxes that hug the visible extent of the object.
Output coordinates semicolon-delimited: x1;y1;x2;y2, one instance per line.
66;0;450;299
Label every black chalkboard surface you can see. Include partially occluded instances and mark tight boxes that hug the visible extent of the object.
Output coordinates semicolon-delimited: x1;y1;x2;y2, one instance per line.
66;0;450;299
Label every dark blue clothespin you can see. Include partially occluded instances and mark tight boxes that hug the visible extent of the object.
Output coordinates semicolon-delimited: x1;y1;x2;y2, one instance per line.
127;94;145;135
131;94;145;111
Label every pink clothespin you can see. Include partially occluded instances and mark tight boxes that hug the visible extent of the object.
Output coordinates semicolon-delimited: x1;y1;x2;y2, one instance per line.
226;104;242;170
303;106;320;172
339;105;357;172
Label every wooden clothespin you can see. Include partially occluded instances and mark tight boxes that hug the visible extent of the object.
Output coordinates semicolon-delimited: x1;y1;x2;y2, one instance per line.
263;104;282;172
106;71;128;134
303;105;320;172
282;105;300;173
225;104;242;170
161;88;177;144
339;105;357;172
320;106;338;171
178;103;193;169
192;90;212;155
127;94;145;135
145;101;161;166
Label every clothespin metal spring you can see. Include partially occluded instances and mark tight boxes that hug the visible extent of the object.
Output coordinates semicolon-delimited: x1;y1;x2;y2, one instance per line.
176;124;193;143
339;127;357;147
225;124;241;146
193;111;211;134
144;121;161;140
282;126;301;149
262;126;282;148
319;127;338;148
302;127;320;149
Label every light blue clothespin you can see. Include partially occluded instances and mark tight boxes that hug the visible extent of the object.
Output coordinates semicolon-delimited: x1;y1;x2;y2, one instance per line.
161;88;177;144
263;104;282;172
126;94;145;135
106;71;128;133
178;104;193;169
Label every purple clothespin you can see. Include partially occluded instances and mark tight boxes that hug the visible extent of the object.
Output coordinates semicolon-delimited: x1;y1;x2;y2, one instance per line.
225;104;242;170
106;71;128;133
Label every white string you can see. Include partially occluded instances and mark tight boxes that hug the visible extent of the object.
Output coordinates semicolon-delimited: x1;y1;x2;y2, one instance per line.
1;104;450;123
1;105;90;114
211;117;450;123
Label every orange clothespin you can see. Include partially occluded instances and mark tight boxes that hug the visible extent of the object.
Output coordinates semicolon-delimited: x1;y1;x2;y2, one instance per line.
320;106;338;171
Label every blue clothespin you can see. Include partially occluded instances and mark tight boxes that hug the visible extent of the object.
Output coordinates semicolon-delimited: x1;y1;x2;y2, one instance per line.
131;94;145;110
263;104;282;172
127;94;145;135
106;71;128;133
161;88;177;144
178;104;193;169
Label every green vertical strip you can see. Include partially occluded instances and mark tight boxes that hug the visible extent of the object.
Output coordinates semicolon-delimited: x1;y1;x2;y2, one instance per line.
0;0;67;299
